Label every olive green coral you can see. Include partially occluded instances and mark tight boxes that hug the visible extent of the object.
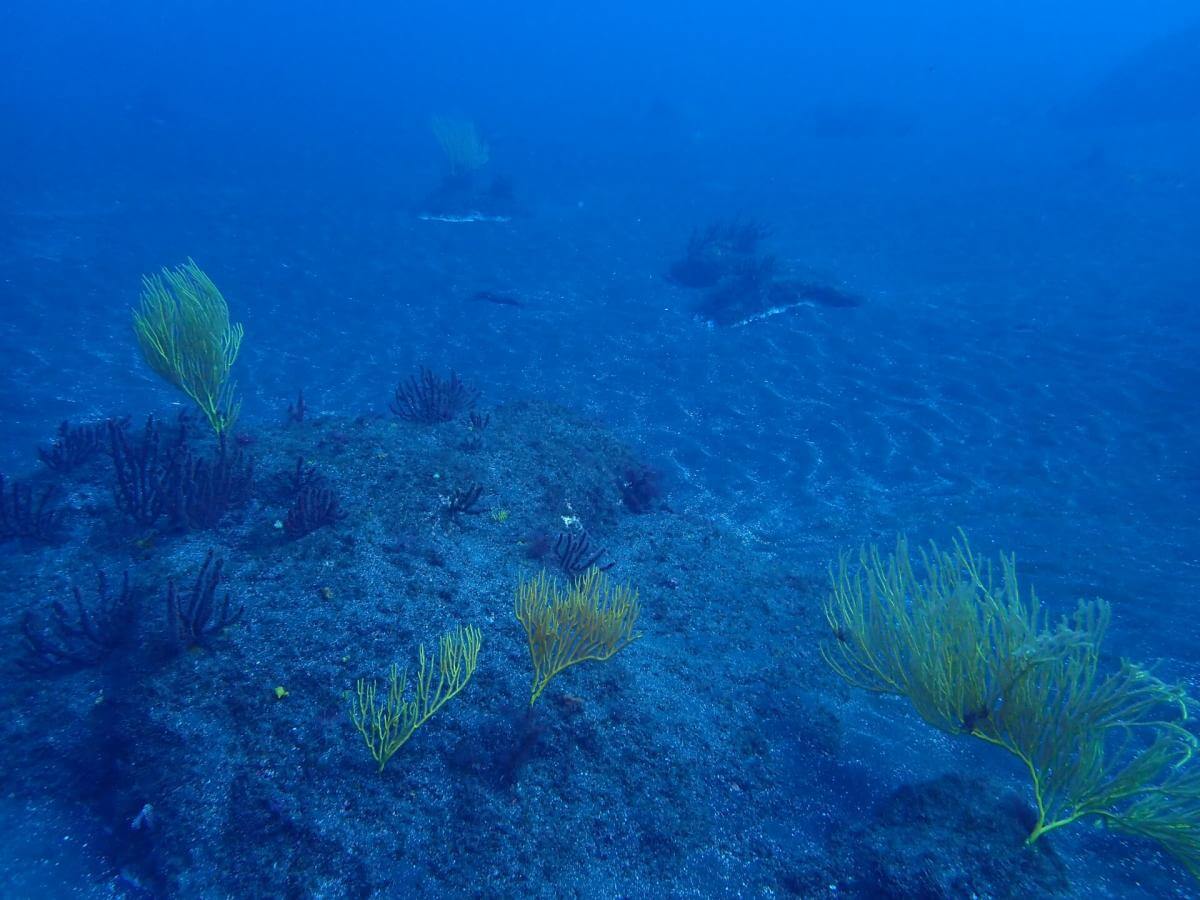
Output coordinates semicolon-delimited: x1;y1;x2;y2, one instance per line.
132;259;243;435
516;567;641;705
430;116;489;175
823;531;1200;878
349;624;482;772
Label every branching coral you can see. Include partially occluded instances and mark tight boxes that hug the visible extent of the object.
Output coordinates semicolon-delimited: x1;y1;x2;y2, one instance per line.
390;367;477;424
38;418;123;473
0;473;63;543
430;116;490;176
166;550;243;650
823;531;1200;878
284;480;345;539
516;568;641;705
133;259;244;435
19;570;134;672
349;625;482;772
109;416;253;531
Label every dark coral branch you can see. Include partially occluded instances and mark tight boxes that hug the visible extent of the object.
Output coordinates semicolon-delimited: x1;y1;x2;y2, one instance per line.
179;435;254;530
110;417;252;531
390;367;478;424
284;481;345;539
0;474;65;543
166;551;243;650
441;483;485;529
287;389;307;424
667;219;770;288
109;415;187;527
19;570;133;673
39;418;126;473
288;457;322;496
461;410;491;452
619;464;663;514
553;531;614;576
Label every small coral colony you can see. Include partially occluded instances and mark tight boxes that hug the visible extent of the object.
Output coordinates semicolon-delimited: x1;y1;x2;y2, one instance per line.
7;117;1199;881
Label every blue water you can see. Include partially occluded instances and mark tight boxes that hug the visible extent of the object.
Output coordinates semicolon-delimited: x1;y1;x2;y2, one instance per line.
2;3;1199;897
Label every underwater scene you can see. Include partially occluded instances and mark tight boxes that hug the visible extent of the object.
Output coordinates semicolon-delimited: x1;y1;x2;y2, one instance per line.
2;2;1199;897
